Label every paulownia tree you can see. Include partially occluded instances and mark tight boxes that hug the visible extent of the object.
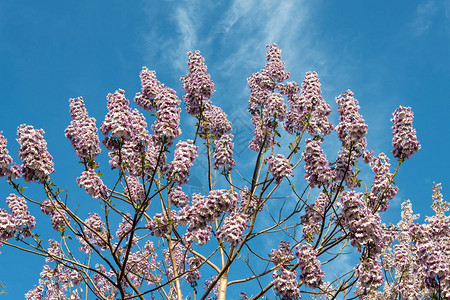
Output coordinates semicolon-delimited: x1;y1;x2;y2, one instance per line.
0;44;445;300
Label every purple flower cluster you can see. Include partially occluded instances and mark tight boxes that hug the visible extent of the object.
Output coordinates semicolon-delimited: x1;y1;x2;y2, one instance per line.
0;132;13;177
270;241;295;267
272;269;301;300
199;103;233;139
181;50;215;117
365;152;399;212
335;90;368;152
301;193;329;242
76;169;108;199
247;44;289;151
267;154;293;184
17;124;54;183
339;191;383;252
26;263;83;300
331;147;356;190
185;256;202;285
82;213;109;251
238;187;263;214
164;140;198;185
40;199;70;231
147;211;176;237
124;175;146;203
65;97;101;160
216;212;248;248
135;67;182;146
6;194;35;237
295;243;324;289
164;240;185;279
100;89;134;147
284;71;332;136
303;138;332;188
355;257;384;294
178;190;238;245
391;106;420;161
169;186;189;208
213;133;235;172
0;208;16;244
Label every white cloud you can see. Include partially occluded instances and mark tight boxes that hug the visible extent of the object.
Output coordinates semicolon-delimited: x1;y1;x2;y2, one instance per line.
410;0;438;36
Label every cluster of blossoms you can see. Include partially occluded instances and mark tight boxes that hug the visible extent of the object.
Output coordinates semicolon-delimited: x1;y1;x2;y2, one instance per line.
267;154;293;184
284;71;332;136
180;51;232;140
213;133;235;171
76;169;108;199
247;44;289;151
271;241;295;268
0;132;13;177
180;50;215;117
164;140;198;185
169;186;189;208
65;97;101;160
355;257;384;295
272;269;301;300
17;124;54;183
339;191;384;252
40;199;70;231
0;208;16;244
303;138;332;188
123;242;160;286
124;175;146;203
80;213;110;252
365;152;399;212
26;263;83;300
335;90;368;151
178;190;238;245
295;244;324;289
0;194;36;247
216;212;249;248
6;194;35;237
147;211;176;237
391;106;421;161
301;193;329;242
238;186;263;214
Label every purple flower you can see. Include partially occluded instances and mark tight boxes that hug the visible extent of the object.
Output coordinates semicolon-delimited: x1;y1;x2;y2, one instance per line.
247;44;290;151
391;106;420;161
76;169;108;199
271;241;295;267
339;191;383;252
83;213;109;251
217;212;248;248
17;124;54;183
6;194;35;237
164;140;198;185
169;186;189;208
301;193;329;242
335;90;368;152
355;257;384;294
100;89;133;148
268;154;293;184
284;71;332;136
303;138;332;188
272;269;301;300
295;243;324;289
40;199;70;231
366;153;399;212
0;132;13;177
213;133;235;172
65;97;101;160
0;208;17;243
181;50;215;117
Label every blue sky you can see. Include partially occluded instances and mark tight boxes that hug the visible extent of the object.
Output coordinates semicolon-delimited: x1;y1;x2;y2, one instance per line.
0;0;449;298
